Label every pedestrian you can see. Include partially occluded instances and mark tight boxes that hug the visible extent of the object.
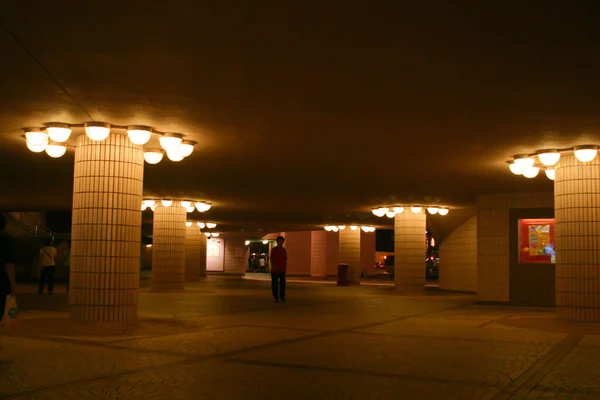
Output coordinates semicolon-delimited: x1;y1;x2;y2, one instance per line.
269;236;287;303
0;214;17;324
38;237;56;295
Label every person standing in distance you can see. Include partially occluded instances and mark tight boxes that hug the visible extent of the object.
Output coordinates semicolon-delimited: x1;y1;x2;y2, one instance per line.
0;214;18;323
270;236;287;303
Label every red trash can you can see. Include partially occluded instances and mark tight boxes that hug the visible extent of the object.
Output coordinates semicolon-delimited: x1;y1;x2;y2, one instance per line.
337;263;349;286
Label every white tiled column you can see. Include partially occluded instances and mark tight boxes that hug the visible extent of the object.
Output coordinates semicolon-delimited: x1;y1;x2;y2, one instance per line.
152;204;186;291
555;153;600;321
185;225;203;282
394;211;427;289
198;234;207;277
339;228;361;284
70;133;143;323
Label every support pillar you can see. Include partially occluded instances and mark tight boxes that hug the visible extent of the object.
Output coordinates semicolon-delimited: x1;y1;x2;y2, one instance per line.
394;211;427;289
199;234;207;277
70;133;143;323
555;154;600;321
339;228;361;284
185;225;203;282
152;203;186;291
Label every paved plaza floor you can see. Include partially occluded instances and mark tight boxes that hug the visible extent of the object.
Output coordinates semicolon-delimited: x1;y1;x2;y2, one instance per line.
1;276;600;399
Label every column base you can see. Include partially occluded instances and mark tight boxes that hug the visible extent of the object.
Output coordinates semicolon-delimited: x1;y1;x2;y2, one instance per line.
70;305;138;323
557;306;600;322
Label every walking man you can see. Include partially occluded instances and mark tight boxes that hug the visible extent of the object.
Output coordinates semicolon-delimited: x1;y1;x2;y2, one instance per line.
0;214;17;324
270;236;287;303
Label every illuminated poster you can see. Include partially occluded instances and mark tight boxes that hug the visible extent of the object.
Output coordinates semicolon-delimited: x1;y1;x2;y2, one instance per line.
518;218;555;264
207;239;221;257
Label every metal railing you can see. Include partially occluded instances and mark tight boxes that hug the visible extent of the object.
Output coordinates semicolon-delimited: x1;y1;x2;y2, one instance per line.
6;212;54;239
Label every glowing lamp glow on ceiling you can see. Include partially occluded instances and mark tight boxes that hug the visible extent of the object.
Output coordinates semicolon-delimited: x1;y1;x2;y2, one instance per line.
127;126;152;145
522;166;540;178
536;150;560;166
427;207;439;215
513;155;535;170
45;123;72;142
392;207;404;214
45;142;67;158
411;206;422;214
508;162;523;175
262;240;268;244
350;225;358;230
84;122;111;141
574;146;598;162
144;150;163;164
372;208;387;217
24;128;48;146
161;199;172;207
26;140;48;153
167;151;184;162
385;211;396;218
438;208;449;216
185;221;193;227
197;222;206;229
159;133;183;152
545;168;555;180
206;222;217;229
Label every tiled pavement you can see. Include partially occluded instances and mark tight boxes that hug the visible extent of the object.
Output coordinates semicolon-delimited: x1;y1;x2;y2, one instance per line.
1;277;600;399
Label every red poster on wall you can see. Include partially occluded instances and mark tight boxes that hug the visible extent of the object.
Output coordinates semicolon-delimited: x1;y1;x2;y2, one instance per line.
518;218;555;264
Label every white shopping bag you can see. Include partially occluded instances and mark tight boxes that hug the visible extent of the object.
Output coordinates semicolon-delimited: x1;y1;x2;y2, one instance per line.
3;295;19;330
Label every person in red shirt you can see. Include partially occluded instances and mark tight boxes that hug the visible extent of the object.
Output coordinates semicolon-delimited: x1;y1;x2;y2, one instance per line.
270;236;287;303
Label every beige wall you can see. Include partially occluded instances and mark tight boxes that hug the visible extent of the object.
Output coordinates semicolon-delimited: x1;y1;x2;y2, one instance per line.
284;231;311;276
310;230;339;277
223;236;247;275
439;215;477;293
477;192;554;303
360;230;376;271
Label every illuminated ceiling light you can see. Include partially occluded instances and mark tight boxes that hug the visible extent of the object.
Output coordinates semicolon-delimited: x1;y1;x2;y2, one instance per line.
159;133;183;152
361;226;369;232
146;244;152;248
522;166;540;178
204;232;211;237
144;200;155;208
197;222;206;229
45;142;67;158
574;145;598;163
373;207;388;217
545;168;556;180
127;125;152;145
45;123;71;143
350;225;358;230
180;201;192;208
508;162;523;175
427;207;439;215
177;140;196;157
166;150;184;162
537;150;560;166
141;203;148;211
431;238;436;247
411;206;422;214
196;202;211;212
513;155;535;170
211;233;220;237
392;207;404;214
338;225;346;230
150;204;156;211
262;239;268;244
385;211;396;218
324;225;333;231
245;240;250;246
24;128;48;146
438;208;449;216
84;122;111;141
185;221;193;227
206;222;217;229
332;226;339;232
26;140;48;153
185;206;195;213
161;199;172;207
144;150;163;164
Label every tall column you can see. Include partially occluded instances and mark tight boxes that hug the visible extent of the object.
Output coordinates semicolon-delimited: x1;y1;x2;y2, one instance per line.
394;211;427;289
198;234;207;277
310;231;328;278
555;154;600;321
185;224;203;282
152;203;186;291
360;229;376;273
70;133;143;323
339;228;361;284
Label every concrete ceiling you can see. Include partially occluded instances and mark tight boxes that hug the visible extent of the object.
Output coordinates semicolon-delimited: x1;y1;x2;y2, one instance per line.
1;1;599;240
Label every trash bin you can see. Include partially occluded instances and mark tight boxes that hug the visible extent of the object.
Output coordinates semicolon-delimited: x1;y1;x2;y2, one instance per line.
337;263;349;286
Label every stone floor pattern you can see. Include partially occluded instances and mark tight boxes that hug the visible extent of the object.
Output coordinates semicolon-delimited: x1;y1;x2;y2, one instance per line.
1;276;600;399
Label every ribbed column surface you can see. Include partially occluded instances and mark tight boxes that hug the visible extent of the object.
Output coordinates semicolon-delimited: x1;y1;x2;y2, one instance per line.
339;228;361;283
394;211;427;289
198;234;207;277
185;226;204;281
310;231;328;277
555;154;600;321
152;204;186;291
70;133;143;323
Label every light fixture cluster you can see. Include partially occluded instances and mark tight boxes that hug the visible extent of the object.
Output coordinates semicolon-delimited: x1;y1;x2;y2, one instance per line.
507;146;600;181
244;239;271;246
324;225;376;233
23;123;196;164
141;199;212;212
371;206;449;218
185;221;217;229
